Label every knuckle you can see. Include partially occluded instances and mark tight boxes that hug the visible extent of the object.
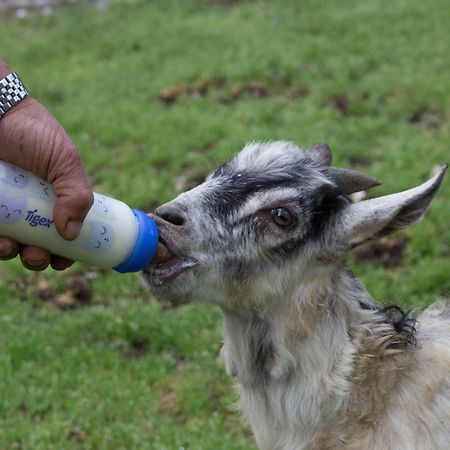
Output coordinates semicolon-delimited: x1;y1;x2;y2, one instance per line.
76;189;94;213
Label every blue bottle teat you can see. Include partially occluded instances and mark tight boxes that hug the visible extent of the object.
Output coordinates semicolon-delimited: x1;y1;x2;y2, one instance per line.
113;209;159;273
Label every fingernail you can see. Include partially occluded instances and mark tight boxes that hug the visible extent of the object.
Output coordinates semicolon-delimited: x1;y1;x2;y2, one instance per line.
23;259;48;271
65;219;83;240
26;258;46;267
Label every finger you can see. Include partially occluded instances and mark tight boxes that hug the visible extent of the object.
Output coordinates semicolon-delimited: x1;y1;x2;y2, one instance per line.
50;255;74;271
49;147;93;240
20;246;50;271
53;187;93;240
0;237;19;260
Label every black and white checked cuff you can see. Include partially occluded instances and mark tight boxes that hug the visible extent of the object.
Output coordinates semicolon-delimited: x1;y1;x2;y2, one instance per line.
0;72;28;119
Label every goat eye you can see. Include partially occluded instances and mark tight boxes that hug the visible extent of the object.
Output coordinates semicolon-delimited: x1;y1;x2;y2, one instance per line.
271;208;294;227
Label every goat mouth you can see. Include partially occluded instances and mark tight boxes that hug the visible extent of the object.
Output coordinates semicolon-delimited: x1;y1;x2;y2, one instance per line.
144;240;198;285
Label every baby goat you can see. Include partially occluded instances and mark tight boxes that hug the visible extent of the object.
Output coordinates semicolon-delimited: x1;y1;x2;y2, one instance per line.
143;142;449;450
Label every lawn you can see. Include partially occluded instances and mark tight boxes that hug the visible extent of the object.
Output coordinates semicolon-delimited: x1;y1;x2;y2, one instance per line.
0;0;449;448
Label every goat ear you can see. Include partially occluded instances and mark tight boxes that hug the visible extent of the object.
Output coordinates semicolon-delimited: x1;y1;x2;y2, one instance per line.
306;143;332;166
335;165;447;247
328;168;381;196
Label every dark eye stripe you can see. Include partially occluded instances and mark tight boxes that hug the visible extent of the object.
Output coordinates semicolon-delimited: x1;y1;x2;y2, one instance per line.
206;173;306;216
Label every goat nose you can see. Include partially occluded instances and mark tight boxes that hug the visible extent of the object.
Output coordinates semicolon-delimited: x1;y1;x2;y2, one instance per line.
155;203;187;226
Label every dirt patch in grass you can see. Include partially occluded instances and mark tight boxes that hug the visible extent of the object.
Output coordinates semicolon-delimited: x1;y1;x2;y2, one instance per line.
125;340;149;359
219;81;269;104
157;77;226;105
34;272;92;310
68;426;87;443
354;236;410;268
408;107;446;129
290;86;310;99
157;75;309;105
219;81;308;104
327;95;351;116
158;374;186;423
17;402;28;414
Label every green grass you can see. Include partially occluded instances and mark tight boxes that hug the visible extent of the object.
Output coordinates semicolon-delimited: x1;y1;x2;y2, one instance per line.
1;0;449;448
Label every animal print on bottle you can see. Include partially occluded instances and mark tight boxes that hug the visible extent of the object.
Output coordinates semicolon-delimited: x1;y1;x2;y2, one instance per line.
30;179;56;201
92;194;114;218
83;220;114;252
1;164;29;189
0;192;27;224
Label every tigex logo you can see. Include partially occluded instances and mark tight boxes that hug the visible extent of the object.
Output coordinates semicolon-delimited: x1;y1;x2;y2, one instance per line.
25;209;54;228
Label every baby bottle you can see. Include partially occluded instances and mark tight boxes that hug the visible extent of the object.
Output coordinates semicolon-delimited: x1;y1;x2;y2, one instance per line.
0;161;158;272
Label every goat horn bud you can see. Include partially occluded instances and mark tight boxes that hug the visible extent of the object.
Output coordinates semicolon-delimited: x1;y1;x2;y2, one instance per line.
306;143;332;166
328;167;381;195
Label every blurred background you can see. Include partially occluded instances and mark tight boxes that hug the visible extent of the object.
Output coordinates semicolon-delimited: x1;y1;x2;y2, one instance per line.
1;0;449;448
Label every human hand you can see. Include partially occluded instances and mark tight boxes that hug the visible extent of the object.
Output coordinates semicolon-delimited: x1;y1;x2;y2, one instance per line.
0;63;93;270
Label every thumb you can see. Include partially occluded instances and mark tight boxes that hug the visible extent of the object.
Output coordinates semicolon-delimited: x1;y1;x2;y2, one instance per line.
49;149;94;240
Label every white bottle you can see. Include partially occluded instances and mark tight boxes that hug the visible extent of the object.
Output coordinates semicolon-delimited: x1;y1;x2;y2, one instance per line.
0;161;158;272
